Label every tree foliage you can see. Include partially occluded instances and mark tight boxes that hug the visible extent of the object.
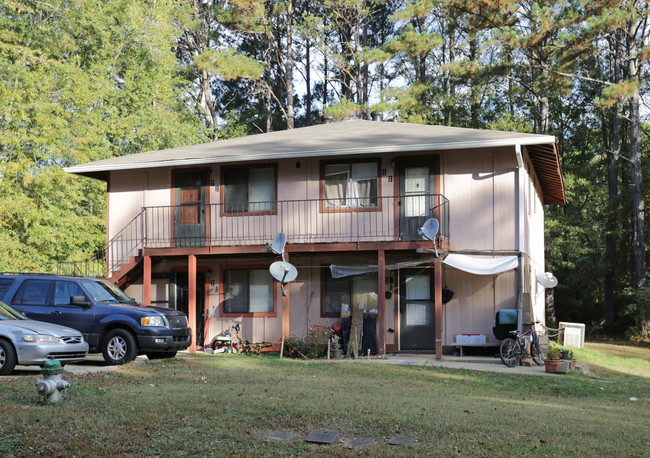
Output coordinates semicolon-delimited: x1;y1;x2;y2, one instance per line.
1;0;649;337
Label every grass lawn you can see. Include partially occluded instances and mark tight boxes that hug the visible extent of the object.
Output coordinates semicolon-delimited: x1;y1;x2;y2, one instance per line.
1;344;648;457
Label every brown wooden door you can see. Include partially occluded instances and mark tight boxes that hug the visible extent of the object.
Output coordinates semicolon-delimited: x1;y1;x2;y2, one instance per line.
174;172;207;247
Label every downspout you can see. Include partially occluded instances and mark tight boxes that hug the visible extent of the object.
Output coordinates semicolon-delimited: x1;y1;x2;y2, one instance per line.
515;144;525;331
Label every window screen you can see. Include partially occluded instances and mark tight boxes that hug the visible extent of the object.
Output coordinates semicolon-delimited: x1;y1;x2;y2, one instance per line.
223;167;275;213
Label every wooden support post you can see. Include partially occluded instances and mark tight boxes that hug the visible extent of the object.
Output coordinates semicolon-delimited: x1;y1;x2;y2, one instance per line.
378;249;386;357
143;256;151;306
188;254;197;353
435;261;443;359
282;252;290;338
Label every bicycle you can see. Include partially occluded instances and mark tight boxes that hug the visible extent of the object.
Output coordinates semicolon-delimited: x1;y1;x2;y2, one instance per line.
499;322;544;367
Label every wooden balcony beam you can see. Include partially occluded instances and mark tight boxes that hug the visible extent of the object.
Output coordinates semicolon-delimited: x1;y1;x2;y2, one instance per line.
142;239;449;258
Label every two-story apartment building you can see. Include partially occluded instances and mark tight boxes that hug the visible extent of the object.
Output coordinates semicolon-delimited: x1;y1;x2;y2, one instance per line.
65;119;565;358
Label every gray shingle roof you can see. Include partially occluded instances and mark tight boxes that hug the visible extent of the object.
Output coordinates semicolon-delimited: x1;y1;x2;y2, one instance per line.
65;119;564;204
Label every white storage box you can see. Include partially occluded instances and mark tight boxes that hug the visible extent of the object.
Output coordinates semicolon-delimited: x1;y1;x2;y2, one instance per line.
559;322;585;348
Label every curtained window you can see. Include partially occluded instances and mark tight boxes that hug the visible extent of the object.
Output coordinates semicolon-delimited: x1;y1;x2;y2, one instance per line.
323;161;378;209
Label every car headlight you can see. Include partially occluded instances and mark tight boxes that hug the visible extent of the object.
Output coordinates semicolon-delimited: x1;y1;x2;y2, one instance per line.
141;316;166;327
23;334;61;343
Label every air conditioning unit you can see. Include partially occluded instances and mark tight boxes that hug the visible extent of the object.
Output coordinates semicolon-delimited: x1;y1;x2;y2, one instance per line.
559;322;585;348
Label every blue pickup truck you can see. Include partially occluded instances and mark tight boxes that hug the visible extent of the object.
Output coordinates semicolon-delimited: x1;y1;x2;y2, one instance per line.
0;273;191;365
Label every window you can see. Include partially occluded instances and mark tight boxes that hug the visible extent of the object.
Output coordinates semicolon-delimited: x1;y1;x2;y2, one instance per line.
323;271;378;317
223;166;275;213
323;161;378;209
222;269;275;315
54;281;87;306
404;274;431;326
11;280;52;306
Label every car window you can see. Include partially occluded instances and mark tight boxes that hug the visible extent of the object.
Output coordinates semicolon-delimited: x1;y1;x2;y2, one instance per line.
0;301;27;320
54;281;87;306
11;280;52;306
0;278;14;296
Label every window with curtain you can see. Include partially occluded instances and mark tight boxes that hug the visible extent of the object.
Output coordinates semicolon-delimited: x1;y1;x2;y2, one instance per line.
223;166;275;213
323;271;378;316
323;161;378;209
223;269;274;315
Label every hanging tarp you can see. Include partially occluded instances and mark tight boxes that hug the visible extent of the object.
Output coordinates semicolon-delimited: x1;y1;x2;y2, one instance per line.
442;254;518;275
330;257;438;278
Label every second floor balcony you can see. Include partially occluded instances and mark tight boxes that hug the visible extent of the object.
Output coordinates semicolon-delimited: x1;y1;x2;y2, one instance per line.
106;194;449;276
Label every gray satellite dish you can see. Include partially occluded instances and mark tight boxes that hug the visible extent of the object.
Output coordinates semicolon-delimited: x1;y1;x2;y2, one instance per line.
266;232;287;261
417;218;440;257
536;272;558;288
269;261;298;296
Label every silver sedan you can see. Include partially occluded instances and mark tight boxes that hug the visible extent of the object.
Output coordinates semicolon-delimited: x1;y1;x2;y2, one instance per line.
0;301;88;375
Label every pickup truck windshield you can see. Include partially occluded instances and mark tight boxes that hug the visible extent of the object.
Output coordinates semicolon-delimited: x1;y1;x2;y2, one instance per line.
81;279;137;304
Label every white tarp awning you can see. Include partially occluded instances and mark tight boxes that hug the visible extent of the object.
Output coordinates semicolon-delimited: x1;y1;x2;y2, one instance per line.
442;254;518;275
330;257;437;278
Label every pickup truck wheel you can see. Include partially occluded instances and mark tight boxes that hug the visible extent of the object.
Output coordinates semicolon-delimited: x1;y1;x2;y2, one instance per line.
102;329;137;365
146;351;177;360
0;339;17;375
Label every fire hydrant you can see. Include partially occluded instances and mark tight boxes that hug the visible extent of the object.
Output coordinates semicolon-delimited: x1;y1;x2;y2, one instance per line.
35;359;70;404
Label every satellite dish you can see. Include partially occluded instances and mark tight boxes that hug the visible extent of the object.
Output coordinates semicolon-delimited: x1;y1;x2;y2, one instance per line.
536;272;558;288
418;218;439;241
417;218;440;257
266;232;287;261
269;261;298;297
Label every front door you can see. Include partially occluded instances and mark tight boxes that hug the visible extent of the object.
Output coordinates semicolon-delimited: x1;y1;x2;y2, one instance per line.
399;161;437;240
399;269;435;350
173;171;207;247
173;272;206;347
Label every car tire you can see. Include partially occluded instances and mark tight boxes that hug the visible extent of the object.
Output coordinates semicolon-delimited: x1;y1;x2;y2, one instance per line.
146;351;177;360
0;339;17;375
102;329;138;365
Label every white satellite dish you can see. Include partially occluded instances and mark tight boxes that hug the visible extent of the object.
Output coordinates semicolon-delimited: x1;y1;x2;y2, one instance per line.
266;232;287;261
270;261;298;297
417;218;440;256
536;272;558;288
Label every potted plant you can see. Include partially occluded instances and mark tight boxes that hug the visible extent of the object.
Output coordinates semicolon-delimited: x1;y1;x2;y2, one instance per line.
544;346;565;374
331;335;343;359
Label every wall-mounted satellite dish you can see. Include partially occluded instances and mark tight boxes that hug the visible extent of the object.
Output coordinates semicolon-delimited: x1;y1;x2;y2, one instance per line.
536;272;558;288
265;232;287;261
269;260;298;296
417;218;440;257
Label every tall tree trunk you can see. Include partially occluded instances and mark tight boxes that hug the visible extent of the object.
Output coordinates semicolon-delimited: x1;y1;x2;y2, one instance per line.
285;0;295;129
603;29;624;327
469;34;479;128
626;18;647;336
305;37;312;124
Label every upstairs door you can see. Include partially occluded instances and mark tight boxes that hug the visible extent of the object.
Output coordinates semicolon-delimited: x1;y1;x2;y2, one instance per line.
173;171;207;247
398;160;437;240
399;269;435;350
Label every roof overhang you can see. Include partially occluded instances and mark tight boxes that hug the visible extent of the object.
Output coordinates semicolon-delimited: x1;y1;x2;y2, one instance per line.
64;120;565;204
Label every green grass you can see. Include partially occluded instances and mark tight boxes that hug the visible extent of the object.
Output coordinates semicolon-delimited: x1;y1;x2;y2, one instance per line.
0;344;648;456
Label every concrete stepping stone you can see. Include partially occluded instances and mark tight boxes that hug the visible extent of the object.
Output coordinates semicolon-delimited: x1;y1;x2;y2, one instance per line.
304;430;340;445
387;437;417;446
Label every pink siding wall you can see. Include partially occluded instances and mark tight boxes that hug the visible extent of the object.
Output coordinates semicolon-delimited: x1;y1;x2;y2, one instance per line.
111;146;546;348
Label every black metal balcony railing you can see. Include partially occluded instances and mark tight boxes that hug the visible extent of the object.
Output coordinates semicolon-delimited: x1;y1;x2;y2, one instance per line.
98;194;448;278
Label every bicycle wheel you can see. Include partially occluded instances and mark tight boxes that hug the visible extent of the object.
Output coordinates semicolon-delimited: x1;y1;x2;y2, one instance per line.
531;333;543;366
500;338;519;367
